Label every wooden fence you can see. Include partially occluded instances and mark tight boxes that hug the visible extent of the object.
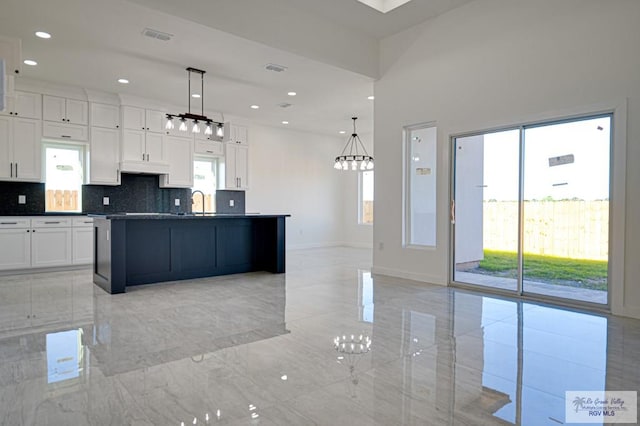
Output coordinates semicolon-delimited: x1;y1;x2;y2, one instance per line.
46;190;79;212
483;200;609;260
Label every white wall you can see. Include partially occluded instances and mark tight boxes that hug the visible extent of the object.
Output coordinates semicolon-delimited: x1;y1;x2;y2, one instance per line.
373;0;640;318
244;124;346;249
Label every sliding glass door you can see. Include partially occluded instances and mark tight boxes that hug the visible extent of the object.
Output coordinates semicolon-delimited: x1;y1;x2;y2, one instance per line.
452;114;611;306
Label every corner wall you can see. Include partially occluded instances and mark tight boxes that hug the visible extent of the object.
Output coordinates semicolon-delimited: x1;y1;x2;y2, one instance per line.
244;124;346;249
373;0;640;317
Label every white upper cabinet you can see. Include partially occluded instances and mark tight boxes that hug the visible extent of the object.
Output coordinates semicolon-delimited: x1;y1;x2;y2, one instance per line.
160;135;194;188
0;91;42;120
224;143;249;190
43;95;88;125
223;123;248;146
89;127;120;185
145;109;164;133
122;106;163;133
0;116;42;182
90;103;120;129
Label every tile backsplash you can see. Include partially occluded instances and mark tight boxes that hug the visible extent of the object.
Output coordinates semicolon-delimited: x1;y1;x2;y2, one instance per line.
83;174;192;214
0;174;192;215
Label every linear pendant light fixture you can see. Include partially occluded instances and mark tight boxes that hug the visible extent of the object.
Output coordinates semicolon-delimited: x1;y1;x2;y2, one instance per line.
165;67;224;138
334;117;374;171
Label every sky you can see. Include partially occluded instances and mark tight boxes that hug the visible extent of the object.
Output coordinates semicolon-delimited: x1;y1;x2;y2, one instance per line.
481;116;611;201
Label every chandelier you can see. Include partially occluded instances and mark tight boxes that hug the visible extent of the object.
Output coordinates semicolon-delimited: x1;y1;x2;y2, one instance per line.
334;117;374;171
165;67;224;138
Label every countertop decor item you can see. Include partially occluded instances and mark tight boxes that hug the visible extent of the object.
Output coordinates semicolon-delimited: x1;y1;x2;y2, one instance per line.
164;67;224;138
334;117;374;171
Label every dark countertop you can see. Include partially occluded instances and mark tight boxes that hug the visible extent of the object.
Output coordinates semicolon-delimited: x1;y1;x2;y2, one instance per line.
90;213;290;220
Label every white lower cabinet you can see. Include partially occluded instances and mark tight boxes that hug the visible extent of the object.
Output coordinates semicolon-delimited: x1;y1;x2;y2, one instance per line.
0;216;93;271
0;228;31;270
31;227;73;268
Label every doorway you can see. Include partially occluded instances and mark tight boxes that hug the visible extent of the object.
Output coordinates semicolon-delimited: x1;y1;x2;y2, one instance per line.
452;114;612;306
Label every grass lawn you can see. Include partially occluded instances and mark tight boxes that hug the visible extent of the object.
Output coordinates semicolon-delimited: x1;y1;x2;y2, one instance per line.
478;250;608;290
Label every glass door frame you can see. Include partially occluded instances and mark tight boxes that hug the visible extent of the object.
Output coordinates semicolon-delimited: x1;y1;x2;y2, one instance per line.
449;112;615;312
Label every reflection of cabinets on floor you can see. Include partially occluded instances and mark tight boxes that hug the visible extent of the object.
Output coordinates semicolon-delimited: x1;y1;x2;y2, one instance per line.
0;279;94;336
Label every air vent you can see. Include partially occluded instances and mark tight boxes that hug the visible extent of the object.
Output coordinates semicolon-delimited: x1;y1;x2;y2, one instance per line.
278;102;292;108
265;63;287;72
142;28;173;42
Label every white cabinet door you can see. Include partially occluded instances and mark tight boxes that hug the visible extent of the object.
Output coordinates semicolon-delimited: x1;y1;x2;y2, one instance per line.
145;132;164;163
122;106;145;130
224;143;249;189
43;95;67;122
161;136;194;188
91;103;120;129
146;109;164;133
235;145;249;189
14;92;42;119
236;125;248;145
0;117;11;179
31;227;73;268
72;227;94;265
225;142;238;189
90;127;120;185
0;228;31;270
195;140;224;156
12;118;41;182
66;99;88;125
122;129;146;162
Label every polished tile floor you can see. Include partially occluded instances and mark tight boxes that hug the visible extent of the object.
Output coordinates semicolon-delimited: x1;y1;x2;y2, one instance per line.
0;247;639;425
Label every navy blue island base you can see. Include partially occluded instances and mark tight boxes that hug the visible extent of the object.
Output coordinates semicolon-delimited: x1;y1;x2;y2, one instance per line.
91;214;289;294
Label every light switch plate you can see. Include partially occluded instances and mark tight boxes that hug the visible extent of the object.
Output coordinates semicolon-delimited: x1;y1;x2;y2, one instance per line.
103;197;110;206
18;195;26;204
174;199;180;207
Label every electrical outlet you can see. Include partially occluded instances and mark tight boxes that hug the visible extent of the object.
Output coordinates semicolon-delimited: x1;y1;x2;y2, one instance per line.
174;199;180;207
18;195;26;204
229;200;234;207
103;197;110;206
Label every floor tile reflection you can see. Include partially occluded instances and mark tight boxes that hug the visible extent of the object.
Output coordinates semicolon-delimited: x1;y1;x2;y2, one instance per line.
0;247;639;425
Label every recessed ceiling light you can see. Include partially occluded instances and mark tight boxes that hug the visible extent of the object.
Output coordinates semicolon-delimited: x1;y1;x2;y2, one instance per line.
282;121;289;125
339;130;346;134
287;92;296;96
117;78;129;84
250;105;260;109
191;93;201;98
23;59;38;66
368;95;375;100
35;31;51;39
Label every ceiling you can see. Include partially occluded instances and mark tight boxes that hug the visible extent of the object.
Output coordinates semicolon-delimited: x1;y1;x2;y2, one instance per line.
0;0;472;137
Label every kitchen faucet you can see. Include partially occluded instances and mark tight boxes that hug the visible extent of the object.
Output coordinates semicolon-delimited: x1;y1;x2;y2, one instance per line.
192;190;206;215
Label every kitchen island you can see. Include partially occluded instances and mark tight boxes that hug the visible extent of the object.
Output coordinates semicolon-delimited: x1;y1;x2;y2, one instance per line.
91;214;289;294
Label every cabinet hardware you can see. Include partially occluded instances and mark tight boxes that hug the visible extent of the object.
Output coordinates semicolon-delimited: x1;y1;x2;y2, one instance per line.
9;112;13;115
116;125;119;128
206;150;213;153
32;230;36;233
9;162;13;178
14;112;18;116
26;230;30;233
15;163;17;177
61;135;71;138
44;221;60;224
1;222;18;225
83;221;93;223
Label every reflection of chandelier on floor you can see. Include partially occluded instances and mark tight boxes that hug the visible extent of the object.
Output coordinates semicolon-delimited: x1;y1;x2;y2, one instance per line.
334;117;374;171
334;334;372;398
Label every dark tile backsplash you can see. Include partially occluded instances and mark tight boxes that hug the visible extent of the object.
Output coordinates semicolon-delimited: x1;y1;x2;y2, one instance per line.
83;174;192;214
0;174;192;215
0;182;46;215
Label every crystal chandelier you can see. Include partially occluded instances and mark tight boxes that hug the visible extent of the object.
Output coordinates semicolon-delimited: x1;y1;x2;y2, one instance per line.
334;117;374;171
165;67;225;138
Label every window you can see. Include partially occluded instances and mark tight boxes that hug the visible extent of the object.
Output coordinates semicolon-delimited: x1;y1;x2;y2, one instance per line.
359;170;374;224
192;158;219;213
44;143;85;213
404;123;437;247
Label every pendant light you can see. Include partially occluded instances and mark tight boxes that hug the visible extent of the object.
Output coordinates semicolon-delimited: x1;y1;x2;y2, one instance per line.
334;117;373;171
165;67;224;139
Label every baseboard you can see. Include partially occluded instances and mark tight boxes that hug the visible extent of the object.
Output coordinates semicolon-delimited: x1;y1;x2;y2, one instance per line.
0;264;91;277
341;242;373;249
287;242;342;251
371;266;445;286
